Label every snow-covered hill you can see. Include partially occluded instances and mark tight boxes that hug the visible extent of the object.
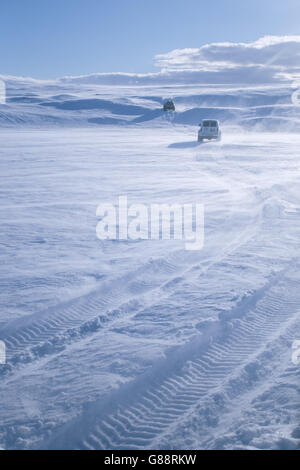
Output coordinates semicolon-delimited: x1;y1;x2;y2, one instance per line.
1;75;300;131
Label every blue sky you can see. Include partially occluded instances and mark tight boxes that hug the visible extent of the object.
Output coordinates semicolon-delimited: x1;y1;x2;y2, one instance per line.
1;0;300;79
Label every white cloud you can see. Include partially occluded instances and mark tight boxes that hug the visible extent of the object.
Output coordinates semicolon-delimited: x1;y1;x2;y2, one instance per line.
155;36;300;83
2;36;300;86
61;36;300;86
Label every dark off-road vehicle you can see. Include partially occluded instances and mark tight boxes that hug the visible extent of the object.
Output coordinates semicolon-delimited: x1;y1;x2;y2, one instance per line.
163;100;175;112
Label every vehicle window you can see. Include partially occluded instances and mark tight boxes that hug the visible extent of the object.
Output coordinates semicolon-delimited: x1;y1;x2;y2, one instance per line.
203;121;210;127
210;121;217;127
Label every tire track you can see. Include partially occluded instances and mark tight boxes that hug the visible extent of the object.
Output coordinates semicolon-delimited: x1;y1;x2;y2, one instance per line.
42;264;300;450
0;221;259;375
0;255;183;360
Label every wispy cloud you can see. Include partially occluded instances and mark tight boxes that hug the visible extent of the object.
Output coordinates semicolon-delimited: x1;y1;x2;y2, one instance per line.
155;36;300;83
2;36;300;86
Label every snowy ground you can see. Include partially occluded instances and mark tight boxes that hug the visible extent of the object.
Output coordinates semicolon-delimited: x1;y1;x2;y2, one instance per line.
0;81;300;450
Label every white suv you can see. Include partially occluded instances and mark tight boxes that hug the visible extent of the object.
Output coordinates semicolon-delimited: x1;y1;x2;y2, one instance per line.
198;119;221;142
